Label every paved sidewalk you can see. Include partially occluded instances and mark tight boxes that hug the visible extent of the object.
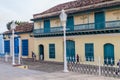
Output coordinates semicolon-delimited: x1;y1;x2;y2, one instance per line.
0;62;119;80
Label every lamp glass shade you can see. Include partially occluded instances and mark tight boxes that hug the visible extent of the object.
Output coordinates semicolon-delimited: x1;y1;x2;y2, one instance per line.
11;22;16;30
60;9;67;22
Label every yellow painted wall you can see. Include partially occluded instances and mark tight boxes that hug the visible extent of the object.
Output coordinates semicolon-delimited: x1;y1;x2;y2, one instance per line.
34;34;120;65
105;9;120;21
50;18;61;27
34;37;63;62
74;12;94;25
34;21;44;29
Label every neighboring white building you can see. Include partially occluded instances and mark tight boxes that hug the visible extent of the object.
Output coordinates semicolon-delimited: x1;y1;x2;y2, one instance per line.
0;34;4;55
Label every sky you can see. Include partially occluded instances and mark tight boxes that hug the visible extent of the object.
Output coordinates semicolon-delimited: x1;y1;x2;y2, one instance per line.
0;0;74;33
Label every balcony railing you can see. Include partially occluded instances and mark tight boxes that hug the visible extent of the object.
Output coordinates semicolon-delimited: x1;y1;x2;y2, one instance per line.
74;23;94;30
33;20;120;34
34;26;63;34
106;20;120;28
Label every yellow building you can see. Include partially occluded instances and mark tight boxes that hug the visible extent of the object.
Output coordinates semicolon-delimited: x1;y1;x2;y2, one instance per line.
31;0;120;65
4;23;34;58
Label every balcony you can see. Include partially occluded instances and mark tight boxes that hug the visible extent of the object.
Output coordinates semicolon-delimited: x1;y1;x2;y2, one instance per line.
33;20;120;37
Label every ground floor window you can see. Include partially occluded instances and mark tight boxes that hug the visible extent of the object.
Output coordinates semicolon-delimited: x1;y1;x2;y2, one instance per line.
49;44;55;59
104;43;114;65
85;43;94;61
4;40;10;54
22;39;28;56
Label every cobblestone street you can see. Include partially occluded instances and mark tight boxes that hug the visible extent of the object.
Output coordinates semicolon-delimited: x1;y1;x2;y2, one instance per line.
0;59;119;80
23;59;64;73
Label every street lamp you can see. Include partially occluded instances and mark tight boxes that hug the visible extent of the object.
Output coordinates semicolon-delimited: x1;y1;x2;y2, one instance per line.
11;21;16;65
60;9;68;72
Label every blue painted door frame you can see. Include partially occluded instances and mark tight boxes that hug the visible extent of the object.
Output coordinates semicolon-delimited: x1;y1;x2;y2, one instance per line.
95;12;105;29
66;40;75;61
66;16;74;31
104;44;114;65
22;39;28;56
44;19;50;33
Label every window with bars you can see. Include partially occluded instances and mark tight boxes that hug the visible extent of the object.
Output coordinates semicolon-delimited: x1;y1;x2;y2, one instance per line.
85;43;94;61
49;44;55;59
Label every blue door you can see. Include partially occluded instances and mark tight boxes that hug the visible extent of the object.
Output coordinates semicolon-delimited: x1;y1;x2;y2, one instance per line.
22;39;28;56
66;16;74;31
44;19;50;33
66;40;75;61
95;12;105;29
4;40;10;55
14;37;19;56
104;44;114;65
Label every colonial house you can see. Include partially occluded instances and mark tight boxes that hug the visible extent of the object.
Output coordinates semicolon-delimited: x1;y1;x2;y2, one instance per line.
4;23;34;58
31;0;120;65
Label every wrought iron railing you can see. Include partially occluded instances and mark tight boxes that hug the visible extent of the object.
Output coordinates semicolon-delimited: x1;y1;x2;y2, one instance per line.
67;56;120;78
34;26;63;34
106;20;120;28
74;23;95;30
33;20;120;34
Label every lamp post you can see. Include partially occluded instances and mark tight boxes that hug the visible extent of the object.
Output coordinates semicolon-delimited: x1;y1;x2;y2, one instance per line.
11;21;16;65
18;37;21;64
60;9;68;72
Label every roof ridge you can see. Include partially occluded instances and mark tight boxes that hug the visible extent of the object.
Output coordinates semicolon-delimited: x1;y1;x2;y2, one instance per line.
33;0;114;17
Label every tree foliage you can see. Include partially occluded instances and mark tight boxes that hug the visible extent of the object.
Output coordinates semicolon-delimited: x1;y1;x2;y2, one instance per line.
6;21;28;30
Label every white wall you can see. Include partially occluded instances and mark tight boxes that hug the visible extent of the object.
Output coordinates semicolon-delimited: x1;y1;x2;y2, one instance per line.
0;35;4;54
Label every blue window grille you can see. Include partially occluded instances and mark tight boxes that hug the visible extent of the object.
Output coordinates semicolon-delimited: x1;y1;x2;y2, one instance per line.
49;44;55;58
85;43;94;61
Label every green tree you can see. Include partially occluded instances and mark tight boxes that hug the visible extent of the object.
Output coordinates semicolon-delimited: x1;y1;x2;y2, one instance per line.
6;21;28;30
6;21;13;30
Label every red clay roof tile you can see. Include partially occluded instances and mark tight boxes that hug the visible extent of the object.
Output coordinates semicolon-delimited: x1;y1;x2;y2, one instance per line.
33;0;119;19
4;23;33;34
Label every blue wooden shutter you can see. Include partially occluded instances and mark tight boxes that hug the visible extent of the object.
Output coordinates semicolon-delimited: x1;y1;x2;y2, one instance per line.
85;43;94;61
95;12;105;29
4;40;10;54
44;19;50;33
104;44;114;65
66;40;75;61
66;40;75;58
66;16;74;31
14;37;19;56
49;44;55;58
22;39;28;56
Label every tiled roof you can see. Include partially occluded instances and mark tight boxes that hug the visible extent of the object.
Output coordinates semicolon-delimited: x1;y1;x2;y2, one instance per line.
4;23;33;34
33;0;120;19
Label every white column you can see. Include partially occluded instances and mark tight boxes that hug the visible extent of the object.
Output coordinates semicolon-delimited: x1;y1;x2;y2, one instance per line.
63;23;68;72
12;29;15;65
10;36;12;56
18;38;21;64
